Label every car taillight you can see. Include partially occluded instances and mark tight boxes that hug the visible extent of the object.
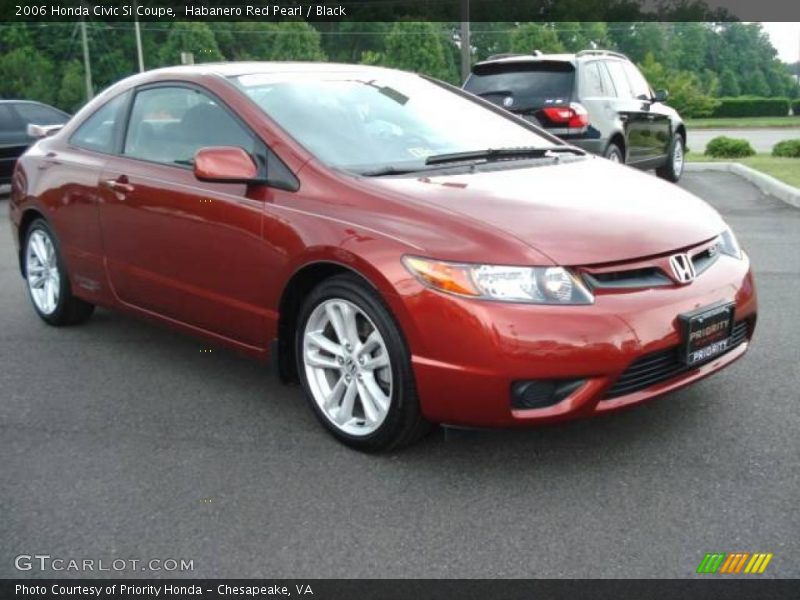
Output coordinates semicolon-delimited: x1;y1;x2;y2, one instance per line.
542;103;589;129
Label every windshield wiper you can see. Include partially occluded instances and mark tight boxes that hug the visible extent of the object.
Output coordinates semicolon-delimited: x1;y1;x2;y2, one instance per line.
425;146;584;166
358;165;430;177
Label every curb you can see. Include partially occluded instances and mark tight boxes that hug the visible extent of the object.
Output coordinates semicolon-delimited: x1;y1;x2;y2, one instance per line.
685;162;800;209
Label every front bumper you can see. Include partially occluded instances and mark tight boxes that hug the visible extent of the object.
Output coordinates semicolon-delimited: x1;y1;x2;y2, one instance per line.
390;254;757;428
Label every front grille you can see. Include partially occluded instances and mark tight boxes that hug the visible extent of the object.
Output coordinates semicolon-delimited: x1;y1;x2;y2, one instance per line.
604;321;748;399
584;267;672;290
582;240;721;291
691;245;721;276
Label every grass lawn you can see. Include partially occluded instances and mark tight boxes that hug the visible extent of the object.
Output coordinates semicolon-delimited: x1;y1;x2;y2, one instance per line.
685;116;800;129
686;153;800;188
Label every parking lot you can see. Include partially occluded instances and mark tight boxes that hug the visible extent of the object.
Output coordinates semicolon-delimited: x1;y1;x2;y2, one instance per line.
1;171;798;579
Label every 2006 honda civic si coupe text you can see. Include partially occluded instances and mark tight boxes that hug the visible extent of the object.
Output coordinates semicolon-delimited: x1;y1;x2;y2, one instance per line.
9;63;757;450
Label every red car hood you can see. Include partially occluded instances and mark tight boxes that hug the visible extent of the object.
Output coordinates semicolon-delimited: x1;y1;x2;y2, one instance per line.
370;157;725;265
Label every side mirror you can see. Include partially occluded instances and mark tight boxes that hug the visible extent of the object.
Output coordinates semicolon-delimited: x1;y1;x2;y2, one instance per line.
653;89;668;103
194;146;259;183
27;123;64;139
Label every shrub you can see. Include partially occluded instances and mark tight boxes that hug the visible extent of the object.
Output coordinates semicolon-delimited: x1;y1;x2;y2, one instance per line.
793;99;800;115
772;139;800;158
712;96;790;118
705;136;756;158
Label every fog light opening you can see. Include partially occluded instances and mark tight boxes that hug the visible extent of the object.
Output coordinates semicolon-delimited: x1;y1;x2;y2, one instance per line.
511;379;586;410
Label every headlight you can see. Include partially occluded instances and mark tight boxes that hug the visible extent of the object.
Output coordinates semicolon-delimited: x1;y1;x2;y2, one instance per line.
718;227;742;259
402;256;594;305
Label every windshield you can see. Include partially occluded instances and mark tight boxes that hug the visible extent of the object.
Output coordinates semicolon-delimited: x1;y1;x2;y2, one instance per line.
230;71;556;174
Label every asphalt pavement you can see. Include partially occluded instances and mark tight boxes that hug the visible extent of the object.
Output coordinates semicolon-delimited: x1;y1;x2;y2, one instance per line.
1;172;798;579
688;127;800;154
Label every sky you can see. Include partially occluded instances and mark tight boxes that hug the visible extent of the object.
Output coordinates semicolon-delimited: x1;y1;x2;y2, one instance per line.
761;22;800;63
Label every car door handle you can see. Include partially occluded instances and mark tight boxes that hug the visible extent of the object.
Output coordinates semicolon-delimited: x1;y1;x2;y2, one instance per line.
102;178;135;195
37;152;62;169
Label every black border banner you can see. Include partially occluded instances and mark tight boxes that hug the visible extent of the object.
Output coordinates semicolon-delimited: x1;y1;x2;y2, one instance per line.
2;579;800;600
2;0;800;22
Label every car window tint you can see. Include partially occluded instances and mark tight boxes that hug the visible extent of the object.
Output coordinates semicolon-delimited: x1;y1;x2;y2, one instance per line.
14;103;67;126
604;60;633;99
71;93;126;153
581;62;606;97
0;104;21;130
622;62;653;100
123;86;254;167
465;61;575;107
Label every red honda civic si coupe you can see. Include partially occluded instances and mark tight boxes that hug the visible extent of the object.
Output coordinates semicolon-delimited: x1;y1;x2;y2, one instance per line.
9;63;757;450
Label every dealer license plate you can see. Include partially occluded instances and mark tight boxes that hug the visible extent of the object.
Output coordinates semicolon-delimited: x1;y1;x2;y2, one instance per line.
679;302;735;366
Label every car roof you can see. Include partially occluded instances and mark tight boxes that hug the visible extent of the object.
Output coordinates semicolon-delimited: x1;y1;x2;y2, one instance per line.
474;50;630;70
0;99;62;106
0;99;69;116
479;53;577;66
145;61;399;79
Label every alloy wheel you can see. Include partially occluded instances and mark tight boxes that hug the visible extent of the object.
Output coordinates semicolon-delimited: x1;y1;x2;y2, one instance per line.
302;299;393;436
26;229;60;315
673;140;684;176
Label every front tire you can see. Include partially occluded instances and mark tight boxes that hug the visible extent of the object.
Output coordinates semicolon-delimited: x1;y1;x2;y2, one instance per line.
656;132;685;183
604;142;624;163
24;218;94;326
295;274;429;451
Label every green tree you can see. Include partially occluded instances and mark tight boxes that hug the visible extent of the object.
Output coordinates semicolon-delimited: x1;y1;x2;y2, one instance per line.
213;21;326;61
261;21;326;61
510;23;564;54
0;22;33;51
719;68;740;96
359;50;384;66
211;22;276;60
470;22;514;61
159;23;223;66
764;66;791;97
320;22;391;63
663;71;720;117
0;48;56;104
556;22;610;52
638;53;719;118
673;22;707;73
57;60;86;112
638;53;667;89
383;21;456;82
743;69;770;96
609;22;671;67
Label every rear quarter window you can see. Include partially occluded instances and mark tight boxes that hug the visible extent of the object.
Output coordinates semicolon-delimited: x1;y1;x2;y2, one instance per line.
580;61;614;98
466;62;575;109
70;93;127;154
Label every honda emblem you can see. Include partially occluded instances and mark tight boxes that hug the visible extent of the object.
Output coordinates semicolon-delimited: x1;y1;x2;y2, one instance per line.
669;253;696;284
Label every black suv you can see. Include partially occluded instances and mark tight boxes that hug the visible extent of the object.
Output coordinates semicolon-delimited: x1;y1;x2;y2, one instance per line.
0;100;69;185
464;50;686;182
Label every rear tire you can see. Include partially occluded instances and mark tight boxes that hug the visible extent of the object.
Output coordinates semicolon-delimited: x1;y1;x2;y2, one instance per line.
604;142;624;163
295;274;430;451
23;218;95;326
656;132;685;183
